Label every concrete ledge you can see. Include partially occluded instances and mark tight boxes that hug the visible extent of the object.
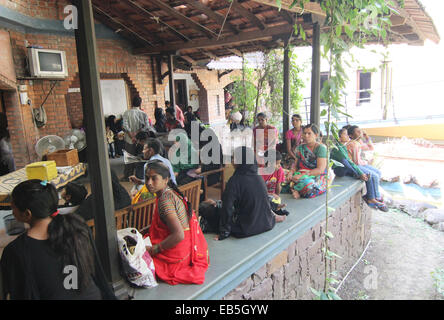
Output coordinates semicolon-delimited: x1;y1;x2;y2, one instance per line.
133;177;365;300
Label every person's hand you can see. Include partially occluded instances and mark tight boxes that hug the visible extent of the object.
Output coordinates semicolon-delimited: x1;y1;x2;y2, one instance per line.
129;175;140;184
275;214;286;223
195;167;202;174
213;235;220;241
272;193;280;200
359;173;369;181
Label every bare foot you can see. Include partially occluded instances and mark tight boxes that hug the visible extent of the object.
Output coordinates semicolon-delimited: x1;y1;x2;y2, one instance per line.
275;214;286;223
291;190;300;199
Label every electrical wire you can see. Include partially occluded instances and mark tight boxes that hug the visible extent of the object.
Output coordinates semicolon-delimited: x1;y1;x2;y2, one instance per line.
334;239;372;294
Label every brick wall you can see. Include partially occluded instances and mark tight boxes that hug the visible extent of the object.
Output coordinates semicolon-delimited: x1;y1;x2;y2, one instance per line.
5;29;167;168
1;0;230;168
222;191;372;300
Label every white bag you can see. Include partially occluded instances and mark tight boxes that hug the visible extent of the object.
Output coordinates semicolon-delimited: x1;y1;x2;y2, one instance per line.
117;228;158;288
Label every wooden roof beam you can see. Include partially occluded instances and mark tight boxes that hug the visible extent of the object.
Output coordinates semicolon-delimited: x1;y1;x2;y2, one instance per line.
280;10;295;25
179;55;197;65
134;23;296;55
125;0;191;42
250;0;326;17
228;48;243;56
182;0;240;34
100;4;165;45
92;4;155;46
231;0;266;31
147;0;217;39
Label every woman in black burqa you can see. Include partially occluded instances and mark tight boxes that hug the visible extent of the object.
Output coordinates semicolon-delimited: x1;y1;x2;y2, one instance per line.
203;146;286;241
0;180;116;300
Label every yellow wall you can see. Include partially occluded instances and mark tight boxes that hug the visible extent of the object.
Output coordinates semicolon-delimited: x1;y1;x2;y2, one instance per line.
364;124;444;140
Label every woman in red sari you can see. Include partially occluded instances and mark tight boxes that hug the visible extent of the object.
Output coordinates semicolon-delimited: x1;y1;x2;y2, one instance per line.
144;160;209;285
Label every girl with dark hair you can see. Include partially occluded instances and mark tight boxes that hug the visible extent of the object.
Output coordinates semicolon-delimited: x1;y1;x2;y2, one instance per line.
144;160;209;285
289;124;328;199
0;180;116;300
331;129;388;211
285;114;304;160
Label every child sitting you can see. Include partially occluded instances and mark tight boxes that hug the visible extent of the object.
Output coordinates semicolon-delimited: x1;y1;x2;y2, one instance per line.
259;150;289;216
260;150;285;198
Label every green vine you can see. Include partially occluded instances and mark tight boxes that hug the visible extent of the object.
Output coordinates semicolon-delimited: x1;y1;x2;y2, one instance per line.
286;0;397;300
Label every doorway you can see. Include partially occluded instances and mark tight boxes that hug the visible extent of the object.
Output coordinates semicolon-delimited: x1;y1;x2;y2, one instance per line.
0;90;16;176
174;79;188;110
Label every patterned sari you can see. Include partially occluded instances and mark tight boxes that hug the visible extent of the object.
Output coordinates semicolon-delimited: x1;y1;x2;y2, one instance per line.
148;190;209;285
294;144;327;198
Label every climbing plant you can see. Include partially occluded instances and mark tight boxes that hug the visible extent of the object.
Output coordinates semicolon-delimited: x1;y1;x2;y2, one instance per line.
228;49;305;127
284;0;397;300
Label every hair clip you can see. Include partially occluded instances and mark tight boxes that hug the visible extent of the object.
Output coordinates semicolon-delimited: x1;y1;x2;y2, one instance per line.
40;180;48;187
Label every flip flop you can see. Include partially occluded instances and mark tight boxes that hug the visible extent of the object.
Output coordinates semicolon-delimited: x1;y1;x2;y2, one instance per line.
367;202;388;212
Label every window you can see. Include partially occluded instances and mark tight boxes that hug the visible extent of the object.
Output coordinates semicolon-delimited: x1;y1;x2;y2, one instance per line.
357;70;371;105
320;72;330;105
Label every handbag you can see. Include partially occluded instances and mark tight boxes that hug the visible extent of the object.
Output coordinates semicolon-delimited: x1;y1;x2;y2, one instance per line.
117;228;158;288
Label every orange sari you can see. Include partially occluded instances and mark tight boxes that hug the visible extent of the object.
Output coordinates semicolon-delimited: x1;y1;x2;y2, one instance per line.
148;194;209;285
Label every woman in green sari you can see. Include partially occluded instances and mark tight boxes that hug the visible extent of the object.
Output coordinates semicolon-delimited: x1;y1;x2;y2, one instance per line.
290;124;328;199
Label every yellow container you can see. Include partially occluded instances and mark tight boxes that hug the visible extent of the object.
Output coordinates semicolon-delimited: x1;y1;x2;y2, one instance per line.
25;161;58;181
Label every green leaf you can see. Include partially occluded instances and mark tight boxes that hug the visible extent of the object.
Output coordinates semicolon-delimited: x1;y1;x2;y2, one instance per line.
320;292;330;300
310;287;321;298
320;109;327;117
325;231;334;239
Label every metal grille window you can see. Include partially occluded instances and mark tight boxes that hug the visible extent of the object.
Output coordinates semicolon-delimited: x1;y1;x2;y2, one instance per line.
357;71;372;105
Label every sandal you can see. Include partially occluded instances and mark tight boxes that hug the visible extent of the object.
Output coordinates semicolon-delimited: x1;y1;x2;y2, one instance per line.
367;202;388;212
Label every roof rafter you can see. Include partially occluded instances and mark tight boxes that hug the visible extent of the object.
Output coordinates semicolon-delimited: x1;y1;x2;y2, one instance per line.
124;0;191;42
148;0;218;39
182;0;240;34
231;0;265;30
134;23;297;54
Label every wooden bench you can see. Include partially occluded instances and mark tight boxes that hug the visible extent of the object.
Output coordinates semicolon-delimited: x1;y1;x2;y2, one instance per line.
200;166;225;201
86;179;201;237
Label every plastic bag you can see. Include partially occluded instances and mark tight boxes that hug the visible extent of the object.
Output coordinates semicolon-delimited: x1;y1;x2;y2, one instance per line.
117;228;158;288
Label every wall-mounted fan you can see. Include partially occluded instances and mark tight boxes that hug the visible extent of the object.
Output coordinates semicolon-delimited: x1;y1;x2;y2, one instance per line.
35;135;65;158
63;129;87;151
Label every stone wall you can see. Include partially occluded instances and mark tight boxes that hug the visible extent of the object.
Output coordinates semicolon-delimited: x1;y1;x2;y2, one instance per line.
223;190;372;300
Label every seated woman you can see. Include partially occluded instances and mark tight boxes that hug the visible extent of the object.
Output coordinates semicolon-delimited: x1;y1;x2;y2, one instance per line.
333;128;388;211
285;114;304;160
1;180;115;300
252;112;278;162
210;147;286;241
290;124;328;199
346;125;382;186
144;161;209;285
